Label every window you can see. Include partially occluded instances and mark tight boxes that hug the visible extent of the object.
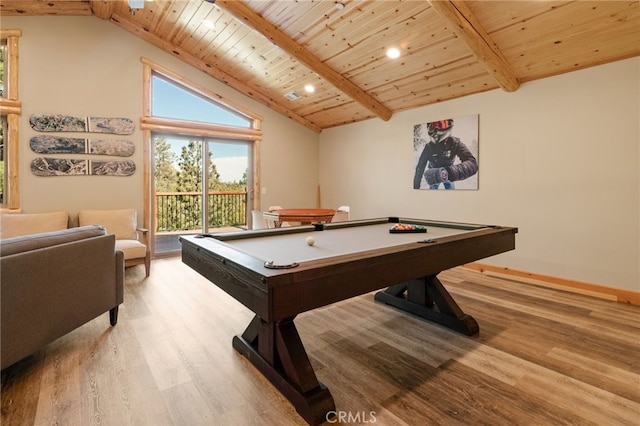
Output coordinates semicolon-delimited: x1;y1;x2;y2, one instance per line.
152;74;252;128
142;59;263;256
0;39;5;98
0;116;5;205
0;30;21;211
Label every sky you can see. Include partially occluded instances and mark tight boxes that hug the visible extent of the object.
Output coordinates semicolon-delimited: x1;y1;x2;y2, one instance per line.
152;76;249;182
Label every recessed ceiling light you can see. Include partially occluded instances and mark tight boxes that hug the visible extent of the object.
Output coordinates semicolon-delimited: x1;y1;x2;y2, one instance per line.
386;47;401;59
335;3;345;10
203;20;215;29
304;84;315;93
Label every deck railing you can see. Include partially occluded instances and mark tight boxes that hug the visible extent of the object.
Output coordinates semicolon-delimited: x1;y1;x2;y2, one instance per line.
155;191;247;233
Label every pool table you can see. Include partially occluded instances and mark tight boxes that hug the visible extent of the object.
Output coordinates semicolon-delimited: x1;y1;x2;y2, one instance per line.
180;217;517;425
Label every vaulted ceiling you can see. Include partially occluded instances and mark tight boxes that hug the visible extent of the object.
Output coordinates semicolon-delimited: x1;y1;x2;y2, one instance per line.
2;0;639;132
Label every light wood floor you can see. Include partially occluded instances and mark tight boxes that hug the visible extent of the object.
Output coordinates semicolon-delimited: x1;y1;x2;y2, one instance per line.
2;258;639;425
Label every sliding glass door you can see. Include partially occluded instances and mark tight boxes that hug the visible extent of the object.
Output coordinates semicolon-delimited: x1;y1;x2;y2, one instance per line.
153;133;251;255
205;139;250;233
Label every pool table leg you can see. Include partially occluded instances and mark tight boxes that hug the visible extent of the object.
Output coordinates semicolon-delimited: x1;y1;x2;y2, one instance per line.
232;315;336;426
374;274;479;336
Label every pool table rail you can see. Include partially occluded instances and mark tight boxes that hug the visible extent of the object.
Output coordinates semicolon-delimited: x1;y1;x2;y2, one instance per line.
181;222;517;323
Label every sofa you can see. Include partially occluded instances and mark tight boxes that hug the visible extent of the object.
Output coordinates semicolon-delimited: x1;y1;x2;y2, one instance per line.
1;225;124;370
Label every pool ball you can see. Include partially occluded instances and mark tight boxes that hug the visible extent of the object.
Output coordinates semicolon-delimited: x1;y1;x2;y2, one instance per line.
306;236;315;246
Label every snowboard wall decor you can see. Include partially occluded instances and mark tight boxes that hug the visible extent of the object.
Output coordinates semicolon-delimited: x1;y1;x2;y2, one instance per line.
29;114;135;135
31;157;136;177
30;135;135;157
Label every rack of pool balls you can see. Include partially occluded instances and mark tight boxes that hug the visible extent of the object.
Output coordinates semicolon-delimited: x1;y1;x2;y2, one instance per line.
389;223;427;233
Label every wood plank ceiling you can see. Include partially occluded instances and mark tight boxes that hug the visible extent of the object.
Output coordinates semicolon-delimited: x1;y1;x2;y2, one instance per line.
2;0;639;132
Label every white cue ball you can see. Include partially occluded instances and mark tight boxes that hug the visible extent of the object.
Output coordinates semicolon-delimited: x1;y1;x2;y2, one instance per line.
306;236;315;246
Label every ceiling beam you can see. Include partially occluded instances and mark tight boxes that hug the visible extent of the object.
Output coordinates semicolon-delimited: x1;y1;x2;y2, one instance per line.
428;0;519;92
107;11;322;133
1;0;322;132
89;0;115;20
215;0;393;122
0;1;92;15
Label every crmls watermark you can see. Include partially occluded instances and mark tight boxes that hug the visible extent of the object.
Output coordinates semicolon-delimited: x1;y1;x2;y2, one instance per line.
326;410;377;424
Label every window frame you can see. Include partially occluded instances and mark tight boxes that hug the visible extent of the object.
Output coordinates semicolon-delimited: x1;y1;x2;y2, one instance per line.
141;58;263;255
0;29;21;212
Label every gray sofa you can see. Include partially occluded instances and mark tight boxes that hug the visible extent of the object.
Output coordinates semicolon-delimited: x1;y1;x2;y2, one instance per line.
1;225;124;370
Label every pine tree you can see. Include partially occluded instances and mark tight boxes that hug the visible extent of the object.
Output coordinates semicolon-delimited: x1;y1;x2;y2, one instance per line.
176;140;202;193
155;138;249;231
153;137;180;231
175;140;203;230
153;137;177;192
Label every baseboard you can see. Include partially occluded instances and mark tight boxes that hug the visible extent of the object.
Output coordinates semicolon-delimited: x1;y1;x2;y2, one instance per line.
463;262;640;306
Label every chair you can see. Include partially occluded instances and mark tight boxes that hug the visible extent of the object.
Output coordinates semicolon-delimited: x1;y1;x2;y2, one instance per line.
338;206;351;220
79;208;150;277
251;210;268;229
331;210;350;223
0;210;69;239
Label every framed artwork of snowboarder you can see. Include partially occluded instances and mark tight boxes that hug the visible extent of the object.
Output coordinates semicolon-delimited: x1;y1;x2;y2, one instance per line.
413;114;479;190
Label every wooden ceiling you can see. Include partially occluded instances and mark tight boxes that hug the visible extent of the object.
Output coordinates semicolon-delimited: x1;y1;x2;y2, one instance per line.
2;0;639;132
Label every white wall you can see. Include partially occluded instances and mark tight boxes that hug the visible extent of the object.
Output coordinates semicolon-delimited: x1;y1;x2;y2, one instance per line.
320;58;640;292
4;15;319;223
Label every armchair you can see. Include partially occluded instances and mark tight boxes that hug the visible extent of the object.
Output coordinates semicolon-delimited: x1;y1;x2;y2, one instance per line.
79;209;150;277
0;210;69;239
